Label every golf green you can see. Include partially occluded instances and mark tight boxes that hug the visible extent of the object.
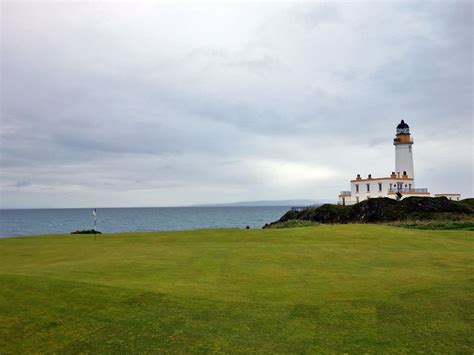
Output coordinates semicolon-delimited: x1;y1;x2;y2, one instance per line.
0;225;472;353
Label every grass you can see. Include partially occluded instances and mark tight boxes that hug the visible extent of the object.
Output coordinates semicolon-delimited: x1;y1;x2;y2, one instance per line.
0;225;473;353
391;220;474;231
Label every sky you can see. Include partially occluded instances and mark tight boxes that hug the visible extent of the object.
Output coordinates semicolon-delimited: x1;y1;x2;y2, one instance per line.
1;1;472;208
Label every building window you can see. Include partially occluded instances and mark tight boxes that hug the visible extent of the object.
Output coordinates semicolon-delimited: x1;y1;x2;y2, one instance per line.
409;184;412;189
355;184;359;193
356;197;359;203
378;183;382;192
389;183;392;190
366;184;370;192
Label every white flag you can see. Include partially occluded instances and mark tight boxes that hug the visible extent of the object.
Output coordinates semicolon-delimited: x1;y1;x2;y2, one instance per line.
92;209;96;217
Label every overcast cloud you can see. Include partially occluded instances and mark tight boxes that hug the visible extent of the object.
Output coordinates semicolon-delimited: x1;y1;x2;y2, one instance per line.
1;1;472;208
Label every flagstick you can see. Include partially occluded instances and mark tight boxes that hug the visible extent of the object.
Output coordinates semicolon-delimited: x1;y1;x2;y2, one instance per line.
93;209;97;241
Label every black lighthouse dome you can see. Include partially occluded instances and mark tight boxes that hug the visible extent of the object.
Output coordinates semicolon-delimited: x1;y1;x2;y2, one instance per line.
396;119;410;134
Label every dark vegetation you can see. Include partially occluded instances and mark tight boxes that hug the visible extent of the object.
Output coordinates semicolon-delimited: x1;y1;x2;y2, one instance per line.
70;229;102;235
265;197;474;229
267;220;320;229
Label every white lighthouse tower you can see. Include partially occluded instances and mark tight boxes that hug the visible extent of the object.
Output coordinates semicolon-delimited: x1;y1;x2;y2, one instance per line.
393;120;414;180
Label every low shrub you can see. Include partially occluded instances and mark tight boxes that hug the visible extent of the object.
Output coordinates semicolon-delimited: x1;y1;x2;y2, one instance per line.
71;229;102;234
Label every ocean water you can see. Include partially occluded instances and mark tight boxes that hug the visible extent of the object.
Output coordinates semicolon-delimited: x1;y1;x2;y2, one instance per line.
0;206;291;238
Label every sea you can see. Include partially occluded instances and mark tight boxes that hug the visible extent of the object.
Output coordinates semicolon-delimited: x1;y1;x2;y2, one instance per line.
0;206;291;238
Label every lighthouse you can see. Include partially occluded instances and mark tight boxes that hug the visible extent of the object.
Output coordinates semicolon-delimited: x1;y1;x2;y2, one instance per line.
337;119;440;205
393;120;414;179
337;119;461;205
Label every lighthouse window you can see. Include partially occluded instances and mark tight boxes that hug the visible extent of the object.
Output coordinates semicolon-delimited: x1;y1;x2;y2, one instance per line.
366;184;370;192
378;183;382;191
355;184;359;193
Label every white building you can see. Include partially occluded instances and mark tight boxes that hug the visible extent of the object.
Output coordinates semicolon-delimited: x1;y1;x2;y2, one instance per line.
338;120;461;205
434;193;461;201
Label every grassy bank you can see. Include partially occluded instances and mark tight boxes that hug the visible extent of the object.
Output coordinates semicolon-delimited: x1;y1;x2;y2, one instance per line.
266;197;474;227
0;225;473;353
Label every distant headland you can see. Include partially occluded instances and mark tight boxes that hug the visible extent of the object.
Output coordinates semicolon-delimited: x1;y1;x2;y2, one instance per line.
192;199;325;207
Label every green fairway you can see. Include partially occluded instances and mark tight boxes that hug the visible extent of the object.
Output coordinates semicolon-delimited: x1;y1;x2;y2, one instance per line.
0;225;473;353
